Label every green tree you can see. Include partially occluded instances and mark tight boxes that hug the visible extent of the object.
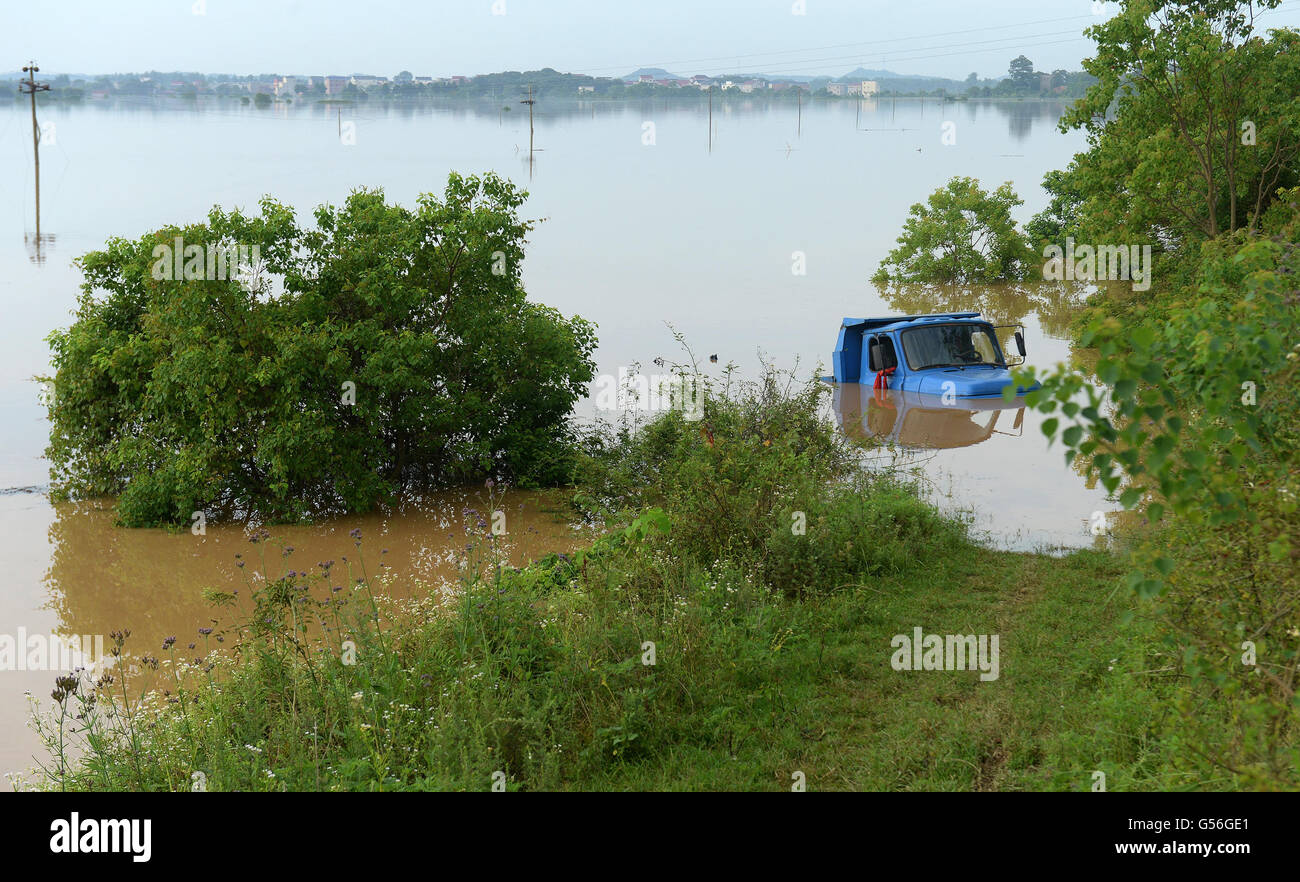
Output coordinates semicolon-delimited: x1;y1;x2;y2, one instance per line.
1044;0;1300;248
872;177;1036;284
1008;55;1037;90
45;173;596;526
1024;166;1087;249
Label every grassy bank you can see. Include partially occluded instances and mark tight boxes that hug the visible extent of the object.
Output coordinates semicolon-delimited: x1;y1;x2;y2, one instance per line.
29;368;1190;791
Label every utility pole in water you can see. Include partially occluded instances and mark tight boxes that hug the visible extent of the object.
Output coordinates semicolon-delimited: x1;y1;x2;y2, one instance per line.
521;84;535;155
520;84;536;179
797;87;802;137
708;85;713;152
20;62;50;241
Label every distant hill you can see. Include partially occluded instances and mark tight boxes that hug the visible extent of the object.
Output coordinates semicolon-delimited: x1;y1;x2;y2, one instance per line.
623;67;686;82
836;67;907;81
835;66;971;91
707;72;820;83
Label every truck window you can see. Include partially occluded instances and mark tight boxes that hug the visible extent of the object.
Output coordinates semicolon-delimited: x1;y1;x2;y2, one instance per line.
901;324;1002;370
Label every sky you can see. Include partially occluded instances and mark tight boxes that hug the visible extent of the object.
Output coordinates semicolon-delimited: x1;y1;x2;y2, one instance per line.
6;0;1300;81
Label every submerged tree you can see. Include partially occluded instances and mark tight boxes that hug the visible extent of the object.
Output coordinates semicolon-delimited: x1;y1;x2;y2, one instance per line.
45;173;597;527
872;177;1036;285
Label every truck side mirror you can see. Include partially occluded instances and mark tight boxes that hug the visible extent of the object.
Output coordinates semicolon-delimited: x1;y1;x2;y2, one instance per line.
868;338;884;373
1014;330;1026;357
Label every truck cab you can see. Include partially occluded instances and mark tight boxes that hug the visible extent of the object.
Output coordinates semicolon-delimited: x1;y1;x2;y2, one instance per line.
828;312;1039;398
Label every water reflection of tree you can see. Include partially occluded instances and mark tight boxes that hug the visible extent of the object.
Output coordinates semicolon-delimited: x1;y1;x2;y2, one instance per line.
989;101;1069;143
875;280;1093;340
42;501;249;654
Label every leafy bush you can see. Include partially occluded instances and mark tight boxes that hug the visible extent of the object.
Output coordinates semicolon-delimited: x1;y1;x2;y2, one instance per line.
573;364;855;565
762;480;967;596
44;173;596;526
1020;195;1300;786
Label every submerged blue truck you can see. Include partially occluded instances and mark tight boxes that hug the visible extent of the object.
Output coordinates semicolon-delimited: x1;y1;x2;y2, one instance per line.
828;312;1040;398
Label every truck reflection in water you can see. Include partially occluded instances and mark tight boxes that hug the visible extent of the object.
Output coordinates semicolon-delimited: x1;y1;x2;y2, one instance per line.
832;383;1025;449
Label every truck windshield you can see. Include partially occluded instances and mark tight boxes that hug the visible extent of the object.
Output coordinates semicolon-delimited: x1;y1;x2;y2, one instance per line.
901;324;1002;370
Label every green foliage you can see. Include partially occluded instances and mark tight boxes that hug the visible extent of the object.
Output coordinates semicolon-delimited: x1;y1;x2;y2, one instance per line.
1008;55;1037;91
1019;197;1300;785
1024;167;1087;251
872;177;1037;285
574;364;855;563
1036;0;1300;251
44;173;596;526
761;480;966;597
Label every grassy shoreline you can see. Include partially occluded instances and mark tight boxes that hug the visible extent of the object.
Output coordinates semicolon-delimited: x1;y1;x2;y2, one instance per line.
25;368;1197;792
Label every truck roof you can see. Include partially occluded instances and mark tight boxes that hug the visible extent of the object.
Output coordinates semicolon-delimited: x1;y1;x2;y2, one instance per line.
840;312;982;334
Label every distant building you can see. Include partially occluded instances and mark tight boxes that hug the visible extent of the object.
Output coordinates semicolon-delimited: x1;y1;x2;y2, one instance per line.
324;76;348;95
861;80;879;97
273;76;296;97
450;75;470;85
350;75;387;88
413;76;434;84
638;74;654;84
577;85;595;93
825;82;848;96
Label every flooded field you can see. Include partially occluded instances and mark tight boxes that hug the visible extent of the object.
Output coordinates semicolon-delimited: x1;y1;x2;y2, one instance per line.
0;96;1112;780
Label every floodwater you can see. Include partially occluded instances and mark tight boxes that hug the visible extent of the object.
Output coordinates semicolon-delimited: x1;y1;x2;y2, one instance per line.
0;95;1116;780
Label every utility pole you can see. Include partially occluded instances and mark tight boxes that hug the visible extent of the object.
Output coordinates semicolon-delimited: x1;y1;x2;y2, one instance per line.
708;85;713;152
797;87;802;137
520;84;535;155
20;61;51;242
520;84;536;179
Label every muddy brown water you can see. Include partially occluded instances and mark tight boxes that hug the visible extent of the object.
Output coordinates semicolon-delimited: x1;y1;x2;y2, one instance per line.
0;488;589;784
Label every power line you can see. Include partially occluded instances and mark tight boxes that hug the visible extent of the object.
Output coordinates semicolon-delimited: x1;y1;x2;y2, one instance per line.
730;38;1095;81
573;12;1101;75
679;29;1093;79
568;2;1300;80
